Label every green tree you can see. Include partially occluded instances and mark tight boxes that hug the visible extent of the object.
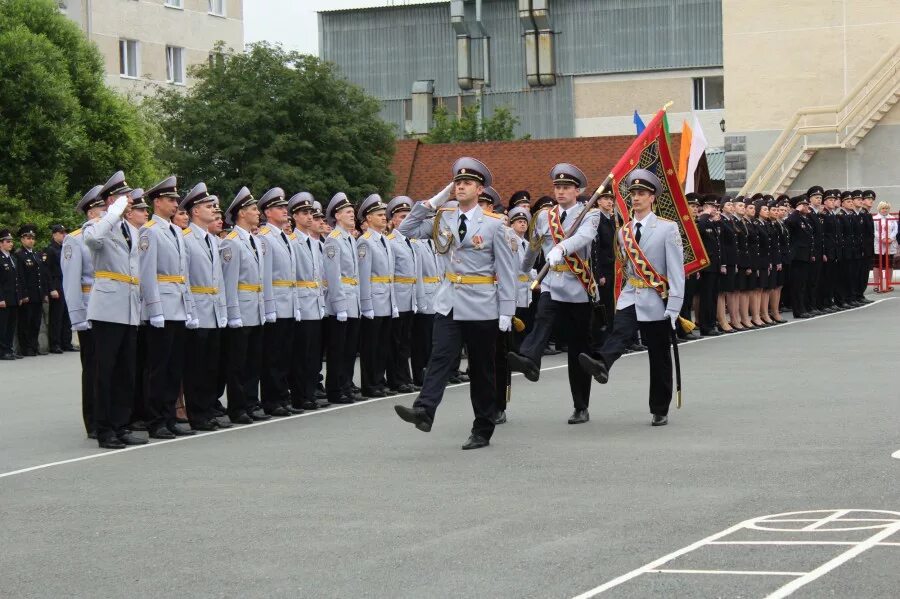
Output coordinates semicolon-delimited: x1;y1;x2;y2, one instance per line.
149;43;396;205
0;0;163;234
423;103;523;144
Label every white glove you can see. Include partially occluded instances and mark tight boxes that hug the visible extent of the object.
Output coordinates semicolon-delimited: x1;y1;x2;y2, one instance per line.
391;306;399;318
319;306;325;319
665;310;679;329
428;182;455;210
186;318;200;330
218;316;227;328
336;311;348;322
149;315;165;328
185;313;193;324
294;309;302;322
362;309;375;319
71;321;91;332
265;312;276;323
108;195;128;218
227;318;243;328
412;300;418;314
546;246;564;266
498;315;512;332
530;269;537;280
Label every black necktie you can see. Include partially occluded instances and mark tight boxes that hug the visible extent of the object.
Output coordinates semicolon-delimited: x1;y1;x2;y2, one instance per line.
380;237;387;250
306;238;311;251
169;225;178;241
121;222;131;249
204;234;213;262
280;232;290;247
458;214;467;242
635;222;642;244
405;238;412;251
560;210;567;224
249;235;258;260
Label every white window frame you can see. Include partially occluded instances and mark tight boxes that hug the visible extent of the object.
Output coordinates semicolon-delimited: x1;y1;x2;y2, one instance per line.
164;0;183;9
166;46;185;85
119;39;140;79
208;0;226;17
692;76;724;111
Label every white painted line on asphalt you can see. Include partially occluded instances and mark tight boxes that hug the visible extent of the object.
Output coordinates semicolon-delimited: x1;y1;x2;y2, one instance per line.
803;509;851;530
892;449;900;459
650;569;806;576
709;541;857;546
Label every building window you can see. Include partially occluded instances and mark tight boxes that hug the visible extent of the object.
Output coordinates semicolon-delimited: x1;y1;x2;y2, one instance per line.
693;76;724;110
164;0;183;8
166;46;185;84
208;0;226;16
119;39;139;78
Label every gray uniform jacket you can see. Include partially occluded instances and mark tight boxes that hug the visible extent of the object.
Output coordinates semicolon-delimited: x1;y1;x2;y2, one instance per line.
523;204;600;304
357;230;396;317
292;229;325;320
514;236;532;308
61;224;94;325
183;223;227;329
83;212;141;326
411;238;440;315
398;202;517;320
258;225;298;319
220;225;265;326
323;226;361;318
616;212;685;321
138;215;193;322
386;230;417;312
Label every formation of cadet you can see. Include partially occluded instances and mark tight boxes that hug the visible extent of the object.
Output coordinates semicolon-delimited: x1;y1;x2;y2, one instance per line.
2;161;890;451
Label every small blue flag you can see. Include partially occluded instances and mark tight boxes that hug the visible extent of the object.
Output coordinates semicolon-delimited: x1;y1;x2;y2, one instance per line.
633;110;646;135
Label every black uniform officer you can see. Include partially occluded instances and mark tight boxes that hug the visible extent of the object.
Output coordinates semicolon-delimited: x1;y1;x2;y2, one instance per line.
786;195;813;318
696;195;722;335
14;224;46;356
45;224;73;353
817;189;839;311
0;228;19;359
859;190;876;301
590;188;618;346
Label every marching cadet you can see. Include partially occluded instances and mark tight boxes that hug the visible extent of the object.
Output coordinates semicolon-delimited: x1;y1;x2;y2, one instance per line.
385;197;419;395
15;224;46;356
180;183;230;431
508;207;534;334
578;169;685;427
507;163;601;425
257;187;303;416
323;192;362;405
508;190;531;211
394;157;518;450
83;171;144;449
45;224;73;353
221;187;270;424
139;176;196;439
0;228;19;360
311;200;330;401
288;192;327;411
125;188;154;432
356;194;397;398
786;194;814;318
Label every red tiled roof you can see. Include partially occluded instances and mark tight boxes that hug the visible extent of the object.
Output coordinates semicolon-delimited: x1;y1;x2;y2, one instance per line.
390;135;681;206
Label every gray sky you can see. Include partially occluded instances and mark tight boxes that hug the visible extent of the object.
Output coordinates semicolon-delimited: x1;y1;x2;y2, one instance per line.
244;0;438;56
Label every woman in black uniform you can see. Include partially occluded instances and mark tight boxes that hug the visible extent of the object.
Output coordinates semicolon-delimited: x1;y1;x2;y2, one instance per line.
748;198;768;326
732;196;752;329
717;196;738;332
742;198;761;328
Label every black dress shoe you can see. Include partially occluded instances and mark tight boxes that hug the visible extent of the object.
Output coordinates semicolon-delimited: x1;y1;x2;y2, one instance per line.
628;343;647;352
13;353;24;359
49;347;63;354
118;431;148;445
267;406;290;417
651;414;668;426
567;409;590;424
63;346;78;352
542;345;561;356
363;388;386;398
506;351;540;382
230;413;253;425
412;384;422;391
331;395;354;404
461;434;489;450
381;387;399;396
284;406;304;414
577;353;609;384
396;384;417;393
214;416;233;428
457;373;470;382
394;404;433;432
86;430;97;440
314;389;327;400
99;437;126;449
796;313;812;319
129;420;148;432
300;401;319;411
149;426;176;439
0;353;15;361
249;409;272;421
316;399;332;409
700;329;721;337
447;375;462;384
191;420;218;432
493;410;507;425
168;422;196;436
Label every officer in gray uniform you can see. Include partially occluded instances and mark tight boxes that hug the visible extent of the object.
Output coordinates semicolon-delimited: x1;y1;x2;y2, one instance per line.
180;182;230;431
138;176;196;439
394;157;518;450
508;163;601;425
579;169;686;426
323;192;362;404
257;187;303;416
288;192;327;410
220;187;270;424
385;198;419;394
83;171;145;449
63;185;103;438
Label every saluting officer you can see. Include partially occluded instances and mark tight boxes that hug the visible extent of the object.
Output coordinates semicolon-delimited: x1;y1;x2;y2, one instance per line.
323;192;362;405
356;194;397;398
257;187;303;416
0;228;19;360
507;163;601;425
221;187;270;424
385;196;419;395
14;224;46;356
288;192;326;411
394;157;518;450
83;171;144;449
181;183;230;431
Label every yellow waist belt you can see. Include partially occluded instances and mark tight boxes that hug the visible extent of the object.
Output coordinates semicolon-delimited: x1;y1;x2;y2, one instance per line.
422;276;441;284
94;270;139;285
445;272;496;285
190;286;219;294
272;280;295;288
157;274;186;284
296;281;319;289
518;274;530;282
81;285;92;293
550;265;572;272
627;277;665;291
238;283;262;292
340;277;358;286
394;276;417;284
369;276;392;283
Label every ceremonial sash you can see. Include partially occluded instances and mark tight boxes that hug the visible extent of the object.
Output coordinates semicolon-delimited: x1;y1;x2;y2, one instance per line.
547;207;597;298
620;222;669;299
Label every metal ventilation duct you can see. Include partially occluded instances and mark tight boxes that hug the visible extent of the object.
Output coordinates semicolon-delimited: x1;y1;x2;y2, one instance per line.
519;0;556;87
451;0;490;91
410;80;434;135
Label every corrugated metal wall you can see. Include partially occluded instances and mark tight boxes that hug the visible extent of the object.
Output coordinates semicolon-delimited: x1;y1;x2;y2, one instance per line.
482;77;574;139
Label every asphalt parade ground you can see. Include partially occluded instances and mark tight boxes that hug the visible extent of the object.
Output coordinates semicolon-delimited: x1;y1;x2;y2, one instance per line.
1;296;898;599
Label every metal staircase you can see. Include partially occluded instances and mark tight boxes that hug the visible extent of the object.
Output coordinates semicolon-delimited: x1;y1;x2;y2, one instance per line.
741;42;900;195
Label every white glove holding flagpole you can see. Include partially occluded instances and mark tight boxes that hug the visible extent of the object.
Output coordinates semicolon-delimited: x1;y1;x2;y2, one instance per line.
546;246;564;267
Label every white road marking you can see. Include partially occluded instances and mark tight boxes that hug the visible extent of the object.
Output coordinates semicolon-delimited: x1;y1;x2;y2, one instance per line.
892;449;900;459
649;569;806;576
803;509;851;530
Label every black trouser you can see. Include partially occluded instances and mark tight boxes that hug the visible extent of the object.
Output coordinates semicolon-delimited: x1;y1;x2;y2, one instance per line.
325;316;360;401
807;258;821;310
518;293;592;411
818;259;834;309
0;305;16;356
858;256;871;297
225;324;263;418
680;273;699;322
414;313;497;440
591;275;616;351
131;326;151;424
261;318;295;412
594;305;673;416
47;297;71;350
790;260;810;316
698;270;718;331
781;263;792;308
387;310;414;389
91;321;137;442
183;327;222;424
360;315;391;394
410;312;434;387
494;328;513;413
145;321;187;432
17;301;41;354
290;319;322;407
77;329;96;435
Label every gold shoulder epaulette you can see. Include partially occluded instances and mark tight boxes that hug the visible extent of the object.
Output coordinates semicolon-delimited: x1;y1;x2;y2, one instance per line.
328;230;341;239
483;211;503;219
362;231;372;240
259;226;270;235
226;231;238;240
658;216;675;223
386;233;396;240
143;220;157;228
182;227;192;236
70;228;82;237
288;233;296;240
